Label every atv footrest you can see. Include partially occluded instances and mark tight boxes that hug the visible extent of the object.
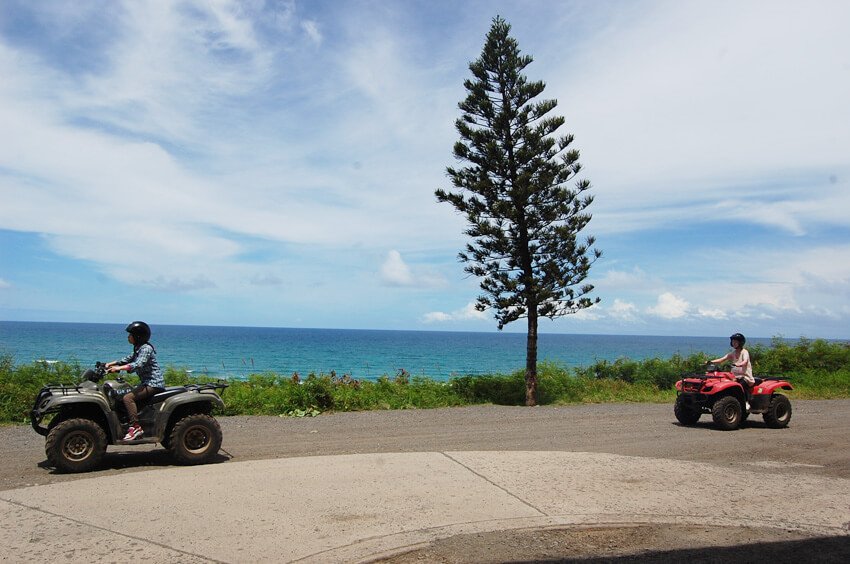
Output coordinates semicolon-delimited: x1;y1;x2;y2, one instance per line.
116;436;160;446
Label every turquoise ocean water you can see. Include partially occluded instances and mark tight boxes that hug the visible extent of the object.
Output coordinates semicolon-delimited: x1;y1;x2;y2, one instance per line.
0;321;779;381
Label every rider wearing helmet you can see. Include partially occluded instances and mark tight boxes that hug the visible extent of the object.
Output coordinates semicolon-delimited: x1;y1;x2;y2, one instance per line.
105;321;165;440
710;333;754;387
125;320;151;346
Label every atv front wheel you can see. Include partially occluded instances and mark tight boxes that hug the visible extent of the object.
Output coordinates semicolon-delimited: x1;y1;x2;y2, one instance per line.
45;418;107;473
763;394;792;428
674;397;701;425
711;396;743;431
168;414;222;465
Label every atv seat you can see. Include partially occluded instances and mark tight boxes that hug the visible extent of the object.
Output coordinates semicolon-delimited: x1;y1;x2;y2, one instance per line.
151;386;187;404
753;377;763;385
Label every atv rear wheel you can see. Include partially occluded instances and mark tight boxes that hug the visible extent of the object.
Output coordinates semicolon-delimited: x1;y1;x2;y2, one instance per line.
711;396;743;431
45;418;107;473
763;394;792;428
168;414;222;465
674;397;701;425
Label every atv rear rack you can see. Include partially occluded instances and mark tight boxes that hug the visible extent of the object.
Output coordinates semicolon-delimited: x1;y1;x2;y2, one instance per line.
185;382;229;393
683;373;790;381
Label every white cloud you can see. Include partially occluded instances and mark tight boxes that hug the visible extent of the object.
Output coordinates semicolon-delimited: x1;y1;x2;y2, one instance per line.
590;241;850;331
674;243;850;318
553;0;850;235
697;307;728;320
0;2;456;297
569;304;603;321
380;250;414;286
140;275;217;293
647;292;690;319
379;250;448;289
301;20;322;44
71;2;272;144
422;311;451;323
0;278;10;289
594;267;662;294
609;299;638;321
422;302;488;323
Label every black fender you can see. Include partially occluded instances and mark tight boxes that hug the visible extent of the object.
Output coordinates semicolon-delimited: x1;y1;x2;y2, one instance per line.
31;389;112;437
155;391;225;439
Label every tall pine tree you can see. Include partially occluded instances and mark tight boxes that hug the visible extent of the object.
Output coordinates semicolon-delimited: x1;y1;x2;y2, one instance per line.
436;16;601;406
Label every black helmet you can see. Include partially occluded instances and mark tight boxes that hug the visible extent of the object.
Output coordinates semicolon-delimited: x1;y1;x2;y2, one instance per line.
125;321;151;345
729;332;746;346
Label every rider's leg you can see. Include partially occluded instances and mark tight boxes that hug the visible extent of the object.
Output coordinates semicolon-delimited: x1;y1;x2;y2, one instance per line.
123;391;139;426
123;385;155;426
737;378;752;409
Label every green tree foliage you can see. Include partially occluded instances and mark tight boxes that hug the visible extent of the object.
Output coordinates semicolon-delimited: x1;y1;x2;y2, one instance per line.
436;16;601;405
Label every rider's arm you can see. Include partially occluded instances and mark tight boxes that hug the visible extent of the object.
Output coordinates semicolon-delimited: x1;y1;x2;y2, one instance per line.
107;354;133;372
729;350;748;368
709;352;731;364
735;349;751;369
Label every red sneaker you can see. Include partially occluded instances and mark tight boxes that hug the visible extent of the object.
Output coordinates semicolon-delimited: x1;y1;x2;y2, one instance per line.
123;424;143;441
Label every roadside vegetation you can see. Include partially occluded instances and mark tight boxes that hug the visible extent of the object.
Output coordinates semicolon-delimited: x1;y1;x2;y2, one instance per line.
2;337;848;424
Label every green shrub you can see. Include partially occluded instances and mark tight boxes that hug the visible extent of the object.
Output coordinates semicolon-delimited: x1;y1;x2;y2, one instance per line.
0;357;82;423
2;337;849;424
752;337;850;374
451;372;525;405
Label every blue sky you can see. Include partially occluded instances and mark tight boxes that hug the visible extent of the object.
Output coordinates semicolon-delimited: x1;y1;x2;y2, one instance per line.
1;0;848;339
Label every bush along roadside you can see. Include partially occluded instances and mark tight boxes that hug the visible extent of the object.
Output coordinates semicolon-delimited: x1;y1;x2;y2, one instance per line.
1;337;848;424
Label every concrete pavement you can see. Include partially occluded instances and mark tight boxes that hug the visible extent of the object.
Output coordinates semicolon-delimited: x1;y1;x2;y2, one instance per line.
1;451;849;563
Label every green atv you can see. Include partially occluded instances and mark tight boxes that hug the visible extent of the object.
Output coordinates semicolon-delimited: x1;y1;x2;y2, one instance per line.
31;362;227;473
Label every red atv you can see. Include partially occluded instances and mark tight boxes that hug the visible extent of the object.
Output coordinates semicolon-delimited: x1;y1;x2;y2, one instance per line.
674;364;793;430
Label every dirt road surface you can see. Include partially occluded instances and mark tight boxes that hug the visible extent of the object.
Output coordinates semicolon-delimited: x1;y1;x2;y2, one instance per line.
2;400;849;562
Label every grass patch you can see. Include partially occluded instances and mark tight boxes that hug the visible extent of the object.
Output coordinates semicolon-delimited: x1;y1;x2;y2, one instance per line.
2;337;848;424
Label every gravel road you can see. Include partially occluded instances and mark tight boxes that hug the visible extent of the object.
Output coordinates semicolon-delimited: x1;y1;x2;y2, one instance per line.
4;399;849;491
2;400;849;562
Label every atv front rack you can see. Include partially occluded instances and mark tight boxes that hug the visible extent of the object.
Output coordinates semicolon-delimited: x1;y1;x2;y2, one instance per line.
38;383;89;395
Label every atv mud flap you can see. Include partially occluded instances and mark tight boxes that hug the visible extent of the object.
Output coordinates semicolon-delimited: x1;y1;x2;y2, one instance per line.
748;394;770;414
677;393;709;411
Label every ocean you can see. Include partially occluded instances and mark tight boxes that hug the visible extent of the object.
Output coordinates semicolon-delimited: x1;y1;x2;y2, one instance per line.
0;321;777;381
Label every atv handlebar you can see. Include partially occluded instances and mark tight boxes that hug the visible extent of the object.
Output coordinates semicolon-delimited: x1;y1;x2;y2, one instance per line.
83;362;108;383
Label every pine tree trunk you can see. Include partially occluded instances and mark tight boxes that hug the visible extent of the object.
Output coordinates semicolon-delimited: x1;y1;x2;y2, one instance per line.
525;311;538;406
